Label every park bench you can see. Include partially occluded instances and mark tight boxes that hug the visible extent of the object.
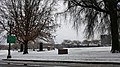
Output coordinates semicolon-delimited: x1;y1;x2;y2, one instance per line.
58;48;68;54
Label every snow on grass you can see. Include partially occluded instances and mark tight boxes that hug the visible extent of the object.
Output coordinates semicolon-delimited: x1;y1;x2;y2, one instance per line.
0;50;7;55
1;47;120;62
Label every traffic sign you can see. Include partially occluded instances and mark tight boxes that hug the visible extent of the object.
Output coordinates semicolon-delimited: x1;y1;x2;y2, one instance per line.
7;35;16;43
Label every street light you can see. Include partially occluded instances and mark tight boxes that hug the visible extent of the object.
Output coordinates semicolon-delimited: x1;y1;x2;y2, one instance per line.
7;21;14;59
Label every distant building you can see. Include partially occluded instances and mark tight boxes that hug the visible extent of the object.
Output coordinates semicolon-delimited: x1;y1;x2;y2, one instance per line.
101;35;111;46
42;43;55;50
81;40;100;47
60;40;81;48
0;45;8;50
82;40;90;46
90;40;100;44
61;40;72;48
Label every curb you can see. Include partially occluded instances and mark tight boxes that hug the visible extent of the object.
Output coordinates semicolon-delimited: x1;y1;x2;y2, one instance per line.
2;59;120;65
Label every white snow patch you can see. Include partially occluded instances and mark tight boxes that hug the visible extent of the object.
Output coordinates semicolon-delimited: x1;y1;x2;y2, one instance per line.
1;47;120;62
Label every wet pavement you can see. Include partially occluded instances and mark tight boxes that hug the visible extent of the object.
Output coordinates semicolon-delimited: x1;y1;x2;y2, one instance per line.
0;60;120;67
0;63;120;67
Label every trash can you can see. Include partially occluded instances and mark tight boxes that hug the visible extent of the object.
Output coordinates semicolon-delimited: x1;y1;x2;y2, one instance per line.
47;46;51;51
39;42;43;51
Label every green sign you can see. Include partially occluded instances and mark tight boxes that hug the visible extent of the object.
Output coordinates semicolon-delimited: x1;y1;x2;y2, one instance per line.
7;35;16;43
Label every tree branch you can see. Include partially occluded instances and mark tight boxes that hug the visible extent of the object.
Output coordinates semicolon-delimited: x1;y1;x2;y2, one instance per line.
0;21;8;31
71;0;109;14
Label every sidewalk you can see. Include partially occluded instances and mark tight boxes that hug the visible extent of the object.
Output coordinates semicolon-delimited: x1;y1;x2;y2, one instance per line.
2;47;120;64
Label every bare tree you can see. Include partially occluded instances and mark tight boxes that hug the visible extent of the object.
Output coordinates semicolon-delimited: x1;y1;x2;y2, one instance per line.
0;0;58;54
58;0;120;53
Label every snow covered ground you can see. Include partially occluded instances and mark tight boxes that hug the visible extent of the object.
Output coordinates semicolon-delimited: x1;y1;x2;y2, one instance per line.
1;47;120;62
0;50;8;60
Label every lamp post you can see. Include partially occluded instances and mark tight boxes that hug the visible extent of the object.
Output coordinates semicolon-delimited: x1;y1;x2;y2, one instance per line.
7;21;14;59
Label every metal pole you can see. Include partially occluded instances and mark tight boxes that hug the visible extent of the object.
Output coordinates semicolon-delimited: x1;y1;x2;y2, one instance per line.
7;24;11;58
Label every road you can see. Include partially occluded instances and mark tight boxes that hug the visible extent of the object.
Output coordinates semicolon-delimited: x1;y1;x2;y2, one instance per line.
0;64;120;67
0;61;120;67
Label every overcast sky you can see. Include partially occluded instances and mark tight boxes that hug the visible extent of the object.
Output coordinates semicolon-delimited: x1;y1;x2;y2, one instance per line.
54;22;85;44
53;0;85;44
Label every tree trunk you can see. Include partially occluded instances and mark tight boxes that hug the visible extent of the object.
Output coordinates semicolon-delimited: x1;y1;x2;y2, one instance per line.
110;10;120;53
23;41;28;54
19;44;23;52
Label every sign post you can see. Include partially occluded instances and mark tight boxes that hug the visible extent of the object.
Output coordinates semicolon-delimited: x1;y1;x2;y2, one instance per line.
7;21;14;59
